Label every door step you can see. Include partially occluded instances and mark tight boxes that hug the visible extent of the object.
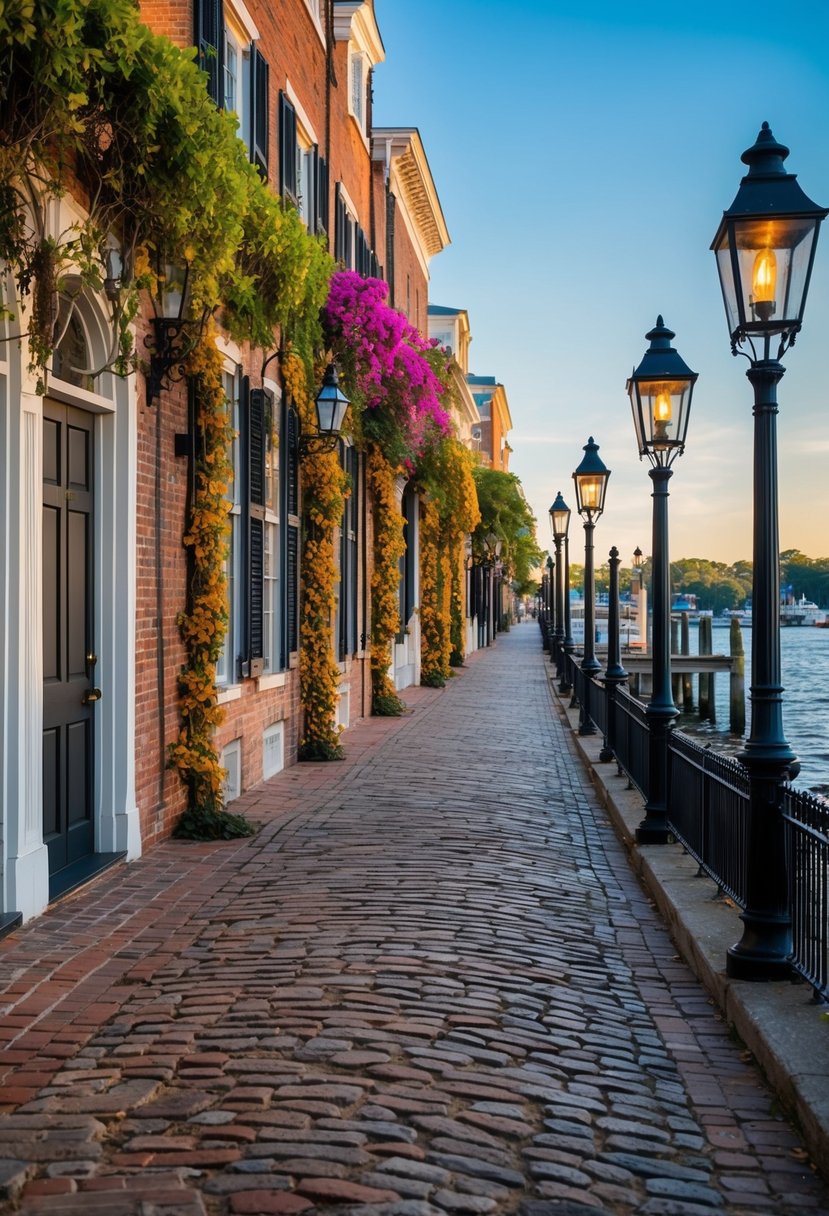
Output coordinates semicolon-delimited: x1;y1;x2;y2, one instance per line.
49;852;126;903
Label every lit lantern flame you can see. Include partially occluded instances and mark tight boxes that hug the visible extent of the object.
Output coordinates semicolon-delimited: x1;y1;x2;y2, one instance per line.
749;246;777;322
752;247;777;303
653;389;672;442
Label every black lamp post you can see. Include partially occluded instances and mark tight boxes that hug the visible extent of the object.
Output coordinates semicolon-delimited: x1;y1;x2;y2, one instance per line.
631;546;644;649
627;318;698;843
542;556;549;651
550;493;569;674
572;438;611;736
712;123;826;980
600;545;629;762
482;532;502;645
553;494;574;693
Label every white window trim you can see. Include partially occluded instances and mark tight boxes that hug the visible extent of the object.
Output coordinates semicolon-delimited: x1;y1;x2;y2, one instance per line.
225;0;259;42
257;671;287;692
302;0;326;48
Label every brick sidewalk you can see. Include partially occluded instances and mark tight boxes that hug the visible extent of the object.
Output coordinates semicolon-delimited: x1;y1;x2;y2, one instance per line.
1;624;828;1215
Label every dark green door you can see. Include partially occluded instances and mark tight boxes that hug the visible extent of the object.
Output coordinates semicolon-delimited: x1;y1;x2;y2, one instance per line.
42;402;96;875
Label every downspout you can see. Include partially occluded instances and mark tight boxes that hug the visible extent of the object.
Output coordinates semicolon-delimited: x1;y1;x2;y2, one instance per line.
325;0;335;197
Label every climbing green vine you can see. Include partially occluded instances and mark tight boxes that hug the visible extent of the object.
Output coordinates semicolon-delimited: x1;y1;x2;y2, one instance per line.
0;0;331;380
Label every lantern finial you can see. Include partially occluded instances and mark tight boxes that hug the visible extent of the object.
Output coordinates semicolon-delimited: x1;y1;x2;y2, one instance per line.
741;123;790;175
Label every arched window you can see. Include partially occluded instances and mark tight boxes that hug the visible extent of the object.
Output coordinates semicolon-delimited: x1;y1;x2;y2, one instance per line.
52;301;94;391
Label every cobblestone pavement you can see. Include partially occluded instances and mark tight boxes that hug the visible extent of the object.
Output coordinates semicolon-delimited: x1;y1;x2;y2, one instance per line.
2;625;829;1216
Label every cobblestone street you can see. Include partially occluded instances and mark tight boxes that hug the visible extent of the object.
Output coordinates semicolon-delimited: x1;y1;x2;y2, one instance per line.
1;624;828;1216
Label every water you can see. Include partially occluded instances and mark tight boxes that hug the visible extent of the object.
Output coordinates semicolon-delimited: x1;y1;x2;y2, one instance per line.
674;622;829;799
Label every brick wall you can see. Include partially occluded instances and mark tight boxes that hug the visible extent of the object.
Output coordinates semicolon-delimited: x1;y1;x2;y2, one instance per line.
129;0;408;838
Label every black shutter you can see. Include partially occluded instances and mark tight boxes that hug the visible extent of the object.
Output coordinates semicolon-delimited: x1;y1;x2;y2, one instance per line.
279;92;298;205
194;0;224;106
347;446;359;656
281;402;300;664
401;484;416;630
334;182;346;263
316;152;329;236
286;526;299;657
250;47;269;179
286;403;299;516
247;387;268;677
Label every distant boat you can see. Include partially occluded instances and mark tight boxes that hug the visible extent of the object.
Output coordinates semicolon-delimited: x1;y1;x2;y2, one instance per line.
780;594;824;627
721;605;752;627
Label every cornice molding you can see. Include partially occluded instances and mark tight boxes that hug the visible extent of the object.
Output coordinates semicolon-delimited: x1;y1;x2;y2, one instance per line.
372;127;450;262
333;1;385;64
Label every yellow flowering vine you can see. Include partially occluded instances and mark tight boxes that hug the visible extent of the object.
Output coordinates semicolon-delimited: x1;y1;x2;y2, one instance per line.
168;330;253;835
282;351;349;759
367;445;407;715
419;497;452;687
417;436;480;682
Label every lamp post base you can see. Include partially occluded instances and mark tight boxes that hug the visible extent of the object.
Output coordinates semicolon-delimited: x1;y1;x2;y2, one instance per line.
726;918;793;981
635;817;670;845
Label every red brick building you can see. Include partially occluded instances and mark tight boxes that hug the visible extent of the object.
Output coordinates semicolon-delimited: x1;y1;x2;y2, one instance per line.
0;0;455;924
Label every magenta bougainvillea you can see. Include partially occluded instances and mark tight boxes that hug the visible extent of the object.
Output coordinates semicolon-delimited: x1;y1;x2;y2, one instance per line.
323;270;452;467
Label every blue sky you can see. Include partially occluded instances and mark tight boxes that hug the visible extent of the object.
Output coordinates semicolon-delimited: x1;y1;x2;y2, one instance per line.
372;1;829;567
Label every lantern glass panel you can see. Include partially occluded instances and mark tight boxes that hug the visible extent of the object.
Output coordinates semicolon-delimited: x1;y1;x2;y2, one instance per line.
716;216;818;336
639;379;691;452
315;369;350;435
576;474;603;512
551;506;570;538
158;263;188;320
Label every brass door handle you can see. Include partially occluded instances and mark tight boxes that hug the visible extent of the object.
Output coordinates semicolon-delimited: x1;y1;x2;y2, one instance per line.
82;687;102;705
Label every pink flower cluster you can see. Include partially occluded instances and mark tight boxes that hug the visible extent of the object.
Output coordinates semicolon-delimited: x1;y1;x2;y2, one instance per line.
323;271;452;458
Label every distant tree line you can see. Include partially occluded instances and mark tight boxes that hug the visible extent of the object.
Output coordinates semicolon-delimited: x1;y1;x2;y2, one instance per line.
567;550;829;611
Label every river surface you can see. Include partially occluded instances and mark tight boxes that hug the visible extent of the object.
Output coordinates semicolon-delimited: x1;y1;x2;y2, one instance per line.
672;622;829;798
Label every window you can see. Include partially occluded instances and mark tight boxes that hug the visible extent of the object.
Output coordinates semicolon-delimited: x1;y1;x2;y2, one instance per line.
297;135;315;230
52;301;94;391
334;183;378;276
215;375;298;683
216;368;242;685
195;0;268;176
223;27;239;116
349;51;367;132
279;92;328;233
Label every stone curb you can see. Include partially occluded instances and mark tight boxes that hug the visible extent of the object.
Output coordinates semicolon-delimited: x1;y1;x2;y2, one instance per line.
547;669;829;1177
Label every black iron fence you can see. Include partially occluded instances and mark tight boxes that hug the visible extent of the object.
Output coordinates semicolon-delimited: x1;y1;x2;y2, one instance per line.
784;789;829;998
610;685;649;798
558;644;828;1000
